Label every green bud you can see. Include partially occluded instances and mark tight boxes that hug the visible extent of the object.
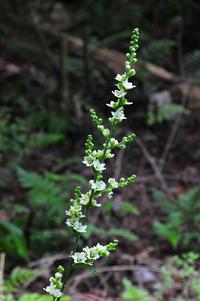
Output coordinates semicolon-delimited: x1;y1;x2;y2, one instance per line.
58;265;64;273
128;69;136;77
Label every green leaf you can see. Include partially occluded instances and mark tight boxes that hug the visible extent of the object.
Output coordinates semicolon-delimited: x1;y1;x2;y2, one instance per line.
122;278;155;301
120;201;139;215
4;267;41;293
152;188;176;213
83;225;138;241
107;228;138;242
0;221;27;259
29;133;64;150
153;221;181;248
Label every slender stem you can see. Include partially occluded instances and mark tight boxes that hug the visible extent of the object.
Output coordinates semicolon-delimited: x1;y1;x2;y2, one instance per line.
55;235;79;301
56;121;116;301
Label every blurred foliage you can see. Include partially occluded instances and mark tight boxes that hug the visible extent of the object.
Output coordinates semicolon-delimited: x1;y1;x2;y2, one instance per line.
3;266;71;301
122;252;200;301
0;1;199;299
153;188;200;249
122;278;154;301
147;104;190;126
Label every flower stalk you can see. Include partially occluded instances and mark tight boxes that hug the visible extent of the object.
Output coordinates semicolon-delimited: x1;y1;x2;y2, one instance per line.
44;28;139;300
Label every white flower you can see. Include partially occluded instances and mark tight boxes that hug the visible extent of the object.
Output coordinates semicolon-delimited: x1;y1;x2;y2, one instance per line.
73;221;87;233
115;74;124;82
122;79;135;90
44;284;63;298
111;109;126;121
112;90;127;98
106;100;117;108
93;159;106;171
66;219;87;233
124;100;133;105
92;150;104;158
55;272;62;279
80;193;90;205
89;180;106;191
65;204;83;217
83;246;100;260
110;138;119;147
103;128;110;137
91;199;101;207
83;154;95;166
95;243;110;256
108;178;119;188
72;252;87;264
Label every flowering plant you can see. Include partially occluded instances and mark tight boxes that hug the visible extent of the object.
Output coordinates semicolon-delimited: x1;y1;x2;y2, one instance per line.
44;28;139;300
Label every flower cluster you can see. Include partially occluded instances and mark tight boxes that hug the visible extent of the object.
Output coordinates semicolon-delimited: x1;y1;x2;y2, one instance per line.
44;265;64;298
44;28;139;299
107;28;139;124
71;240;119;266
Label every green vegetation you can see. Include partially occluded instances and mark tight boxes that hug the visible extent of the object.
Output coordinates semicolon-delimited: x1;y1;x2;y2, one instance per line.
0;1;199;300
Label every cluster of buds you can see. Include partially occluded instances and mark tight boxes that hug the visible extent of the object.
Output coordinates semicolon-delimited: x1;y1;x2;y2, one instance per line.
44;265;64;298
71;240;118;266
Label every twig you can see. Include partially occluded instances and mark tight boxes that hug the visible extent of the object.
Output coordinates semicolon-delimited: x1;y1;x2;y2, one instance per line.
61;34;69;109
0;253;5;301
135;138;175;201
159;85;191;171
69;264;159;293
28;253;68;268
114;148;125;181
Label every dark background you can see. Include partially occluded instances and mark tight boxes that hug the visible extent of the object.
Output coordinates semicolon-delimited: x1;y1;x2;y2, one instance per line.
0;1;200;300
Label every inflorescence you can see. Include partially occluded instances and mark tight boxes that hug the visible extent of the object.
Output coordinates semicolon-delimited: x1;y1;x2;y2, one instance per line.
44;28;139;300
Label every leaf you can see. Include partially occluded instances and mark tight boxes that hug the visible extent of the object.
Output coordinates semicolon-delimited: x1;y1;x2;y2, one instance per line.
121;278;155;301
83;224;138;241
152;188;176;213
29;133;64;150
88;266;100;277
107;228;138;242
120;201;139;215
101;200;113;214
153;221;181;248
4;267;41;293
0;221;27;259
16;167;64;214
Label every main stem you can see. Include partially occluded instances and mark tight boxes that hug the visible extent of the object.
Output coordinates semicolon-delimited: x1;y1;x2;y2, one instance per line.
55;121;116;301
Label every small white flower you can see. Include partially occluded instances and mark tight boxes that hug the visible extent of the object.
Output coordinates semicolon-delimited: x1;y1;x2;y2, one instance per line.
44;284;63;298
124;100;133;105
112;90;127;98
79;193;90;205
91;199;101;207
55;272;62;280
110;138;119;147
122;79;135;90
92;150;104;158
72;252;87;264
93;159;106;171
106;100;118;108
103;128;110;137
95;243;110;256
89;180;106;191
84;246;100;260
108;178;119;188
83;155;95;166
73;221;87;233
65;204;83;217
111;109;126;122
115;74;124;82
